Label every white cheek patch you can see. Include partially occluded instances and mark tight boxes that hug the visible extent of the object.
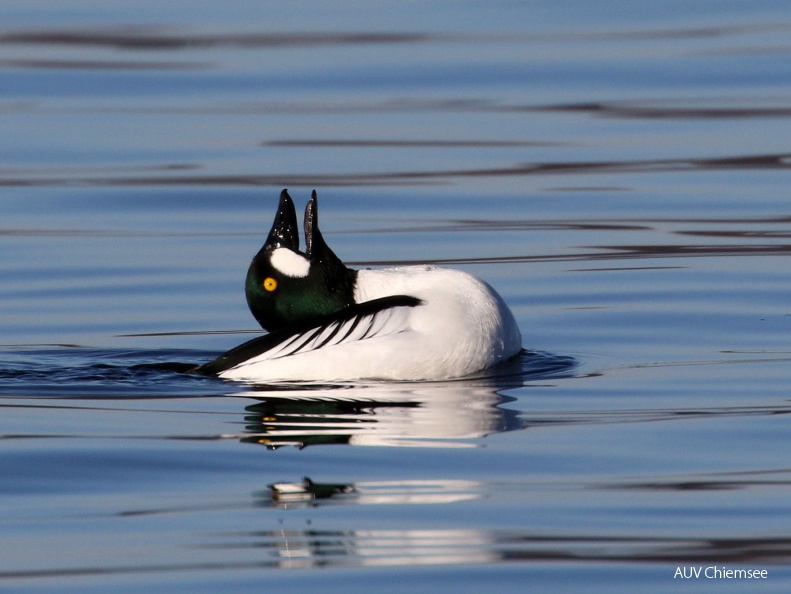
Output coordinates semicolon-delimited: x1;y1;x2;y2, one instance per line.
270;247;311;278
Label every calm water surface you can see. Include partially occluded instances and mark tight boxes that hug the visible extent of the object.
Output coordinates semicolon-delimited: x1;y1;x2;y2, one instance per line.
2;1;791;592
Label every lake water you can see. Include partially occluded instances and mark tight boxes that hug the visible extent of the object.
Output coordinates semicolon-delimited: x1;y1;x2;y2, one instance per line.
2;1;791;592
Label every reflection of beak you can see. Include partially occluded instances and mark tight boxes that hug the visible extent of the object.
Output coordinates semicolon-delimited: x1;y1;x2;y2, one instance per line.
269;477;353;503
265;477;481;507
264;189;300;251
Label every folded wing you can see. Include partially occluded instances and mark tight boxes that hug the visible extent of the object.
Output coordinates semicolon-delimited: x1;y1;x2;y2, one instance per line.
195;295;423;377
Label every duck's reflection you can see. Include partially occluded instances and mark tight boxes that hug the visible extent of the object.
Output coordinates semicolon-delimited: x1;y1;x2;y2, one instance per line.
210;522;791;570
234;526;502;569
214;353;577;570
238;385;518;448
228;351;575;449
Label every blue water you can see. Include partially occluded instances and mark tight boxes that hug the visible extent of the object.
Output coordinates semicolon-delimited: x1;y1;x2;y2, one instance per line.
2;1;791;592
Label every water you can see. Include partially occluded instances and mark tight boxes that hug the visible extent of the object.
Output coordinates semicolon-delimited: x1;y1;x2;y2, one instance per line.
2;1;791;592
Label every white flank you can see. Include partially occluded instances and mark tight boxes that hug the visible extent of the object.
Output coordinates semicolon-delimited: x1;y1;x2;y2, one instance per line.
270;247;311;277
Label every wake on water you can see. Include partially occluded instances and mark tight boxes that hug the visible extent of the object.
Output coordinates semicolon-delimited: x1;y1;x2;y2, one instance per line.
0;347;577;398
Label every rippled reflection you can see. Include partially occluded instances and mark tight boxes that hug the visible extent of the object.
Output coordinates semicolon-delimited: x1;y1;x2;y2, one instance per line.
227;351;575;449
204;527;791;570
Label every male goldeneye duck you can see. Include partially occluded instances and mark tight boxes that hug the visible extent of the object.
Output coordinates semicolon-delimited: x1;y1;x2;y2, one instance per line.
196;189;522;382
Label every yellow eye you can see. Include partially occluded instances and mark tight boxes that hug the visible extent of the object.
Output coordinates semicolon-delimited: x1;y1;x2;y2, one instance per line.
263;277;278;292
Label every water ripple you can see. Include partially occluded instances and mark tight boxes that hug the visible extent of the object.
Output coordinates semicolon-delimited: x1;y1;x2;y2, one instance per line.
1;152;788;188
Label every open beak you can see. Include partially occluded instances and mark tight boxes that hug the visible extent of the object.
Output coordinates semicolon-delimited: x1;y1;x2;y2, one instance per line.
304;189;346;267
304;190;319;258
264;189;300;251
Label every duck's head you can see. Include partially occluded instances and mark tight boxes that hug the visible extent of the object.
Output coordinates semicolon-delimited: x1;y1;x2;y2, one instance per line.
245;189;356;332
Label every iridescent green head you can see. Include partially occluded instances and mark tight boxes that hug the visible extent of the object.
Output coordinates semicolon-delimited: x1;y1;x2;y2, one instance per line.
245;189;356;332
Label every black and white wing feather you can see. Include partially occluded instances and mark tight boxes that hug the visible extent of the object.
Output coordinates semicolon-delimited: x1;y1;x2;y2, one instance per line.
195;295;423;377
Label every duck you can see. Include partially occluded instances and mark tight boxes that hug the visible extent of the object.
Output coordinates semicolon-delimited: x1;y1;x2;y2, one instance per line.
195;189;522;382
